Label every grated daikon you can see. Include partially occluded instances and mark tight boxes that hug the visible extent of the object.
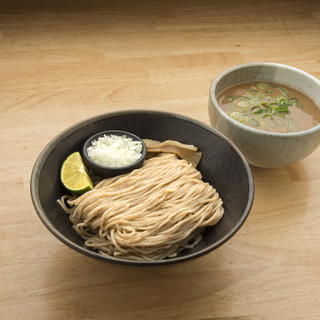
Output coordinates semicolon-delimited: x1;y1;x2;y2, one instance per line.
87;134;143;168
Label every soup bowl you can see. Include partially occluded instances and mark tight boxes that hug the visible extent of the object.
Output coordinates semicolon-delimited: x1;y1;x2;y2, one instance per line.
30;110;254;266
208;62;320;168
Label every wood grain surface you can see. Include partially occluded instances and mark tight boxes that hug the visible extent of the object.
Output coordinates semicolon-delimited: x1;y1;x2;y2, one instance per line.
1;0;320;319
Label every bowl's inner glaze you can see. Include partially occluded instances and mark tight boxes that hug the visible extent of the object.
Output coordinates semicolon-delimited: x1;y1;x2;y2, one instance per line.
31;110;254;265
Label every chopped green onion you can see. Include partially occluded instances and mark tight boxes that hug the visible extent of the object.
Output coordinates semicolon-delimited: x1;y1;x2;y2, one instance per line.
273;85;288;99
251;106;264;114
240;115;249;123
268;121;278;128
277;113;287;118
234;99;249;108
230;111;241;119
274;118;284;127
288;118;298;131
257;83;270;90
289;97;298;105
249;98;261;106
279;98;287;106
249;118;259;126
248;89;258;96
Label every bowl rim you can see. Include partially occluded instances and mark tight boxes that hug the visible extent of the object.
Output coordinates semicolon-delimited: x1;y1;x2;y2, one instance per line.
30;109;255;266
210;62;320;138
82;129;147;172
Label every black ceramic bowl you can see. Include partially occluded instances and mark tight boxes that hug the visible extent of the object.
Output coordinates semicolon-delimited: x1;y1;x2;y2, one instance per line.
82;130;147;178
30;110;254;266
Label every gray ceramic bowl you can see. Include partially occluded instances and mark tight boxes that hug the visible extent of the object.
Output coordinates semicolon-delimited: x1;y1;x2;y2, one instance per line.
30;110;254;266
208;63;320;168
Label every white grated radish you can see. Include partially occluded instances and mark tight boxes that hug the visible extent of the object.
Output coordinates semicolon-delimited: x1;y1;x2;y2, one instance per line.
87;134;143;168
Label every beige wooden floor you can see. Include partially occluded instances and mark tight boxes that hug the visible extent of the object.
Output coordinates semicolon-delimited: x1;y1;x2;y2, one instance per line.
1;0;320;319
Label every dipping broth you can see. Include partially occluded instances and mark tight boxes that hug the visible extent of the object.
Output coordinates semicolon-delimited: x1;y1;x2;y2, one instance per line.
217;82;320;133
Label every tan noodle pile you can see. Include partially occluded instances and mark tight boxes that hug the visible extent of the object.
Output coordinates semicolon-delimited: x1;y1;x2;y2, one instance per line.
58;153;224;261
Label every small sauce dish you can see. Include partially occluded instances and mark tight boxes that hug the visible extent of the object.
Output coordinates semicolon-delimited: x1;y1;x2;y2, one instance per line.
82;130;147;178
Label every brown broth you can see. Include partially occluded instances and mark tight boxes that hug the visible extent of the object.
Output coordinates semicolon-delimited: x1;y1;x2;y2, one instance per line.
217;82;320;133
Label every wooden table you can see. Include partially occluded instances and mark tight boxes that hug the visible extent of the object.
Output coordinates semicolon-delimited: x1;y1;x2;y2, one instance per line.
1;0;320;319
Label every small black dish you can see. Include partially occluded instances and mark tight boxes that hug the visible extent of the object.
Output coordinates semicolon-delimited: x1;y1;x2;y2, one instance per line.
82;130;147;178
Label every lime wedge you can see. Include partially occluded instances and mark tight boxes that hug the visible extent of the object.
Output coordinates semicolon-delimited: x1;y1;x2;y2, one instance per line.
60;151;93;194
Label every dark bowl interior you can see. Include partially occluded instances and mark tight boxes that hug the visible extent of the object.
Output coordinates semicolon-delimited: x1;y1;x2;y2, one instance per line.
30;110;254;266
82;130;147;178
